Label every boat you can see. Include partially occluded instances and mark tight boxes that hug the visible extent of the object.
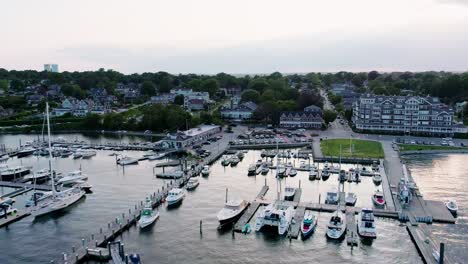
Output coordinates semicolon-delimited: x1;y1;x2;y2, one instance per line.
147;153;166;160
357;208;377;239
372;190;386;207
284;187;296;201
339;169;346;183
16;147;36;158
23;169;52;184
0;154;9;162
57;170;88;185
445;200;458;215
373;173;382;185
25;191;53;207
301;211;318;239
138;198;160;229
0;165;31;181
248;164;256;176
372;161;379;171
345;192;357;206
242;223;252;234
255;201;295;235
321;169;330;180
81;151;96;159
326;209;347;239
323;161;330;170
299;161;310;171
276;164;286;177
260;164;269;175
186;177;200;190
237;151;244;159
117;156;139;165
325;190;339;204
60;150;73;158
0;204;18;217
260;150;266;158
217;199;248;226
201;165;210;177
221;156;231;166
72;152;83;159
31;103;85;218
230;156;240;166
309;169;317;180
166;188;185;206
129;253;142;264
289;168;297;177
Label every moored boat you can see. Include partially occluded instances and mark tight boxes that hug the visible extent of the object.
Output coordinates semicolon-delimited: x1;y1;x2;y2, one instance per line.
326;210;346;239
166;188;185;206
255;201;295;235
445;200;458;215
357;208;377;239
217;199;248;226
138;198;159;229
372;190;386;207
325;190;339;205
201;165;210;177
248;164;256;176
345;192;357;206
284;187;296;201
301;211;318;239
186;177;200;190
373;173;382;185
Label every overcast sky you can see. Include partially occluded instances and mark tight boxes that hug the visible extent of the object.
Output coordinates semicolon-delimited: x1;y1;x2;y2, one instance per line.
2;0;468;74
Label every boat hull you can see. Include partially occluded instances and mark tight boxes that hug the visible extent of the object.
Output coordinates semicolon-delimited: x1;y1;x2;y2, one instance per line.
139;214;159;229
0;169;30;181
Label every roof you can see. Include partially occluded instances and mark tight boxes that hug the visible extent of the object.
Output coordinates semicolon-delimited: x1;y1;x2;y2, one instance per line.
304;105;321;113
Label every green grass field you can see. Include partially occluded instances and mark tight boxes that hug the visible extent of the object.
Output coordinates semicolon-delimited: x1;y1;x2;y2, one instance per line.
398;144;462;151
320;139;384;158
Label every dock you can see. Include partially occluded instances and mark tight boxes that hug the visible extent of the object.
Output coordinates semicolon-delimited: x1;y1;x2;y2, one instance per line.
289;205;306;239
345;210;358;246
0;181;56;191
0;209;31;228
1;187;31;198
406;223;452;264
233;185;269;232
292;188;302;203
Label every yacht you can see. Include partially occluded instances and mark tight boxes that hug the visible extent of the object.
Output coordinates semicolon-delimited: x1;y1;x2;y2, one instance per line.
16;147;36;158
345;192;357;206
221;156;231;166
217;199;248;226
25;191;53;207
284;187;296;201
321;168;330;180
57;170;88;185
325;191;339;204
138;198;159;229
357;208;377;239
301;211;318;239
276;164;286;177
260;164;269;175
309;169;317;180
186;177;200;190
117;156;139;165
326;209;347;239
445;200;458;215
338;169;347;183
0;166;31;181
247;164;257;176
373;173;382;185
289;168;297;177
230;156;240;166
372;190;386;207
201;165;210;177
23;169;51;184
255;201;295;235
166;188;185;206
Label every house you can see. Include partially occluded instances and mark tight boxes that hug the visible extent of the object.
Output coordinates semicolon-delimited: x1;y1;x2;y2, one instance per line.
90;102;110;115
330;83;360;110
160;125;221;149
52;98;75;116
220;101;258;120
0;106;14;118
47;84;62;99
89;87;108;101
455;101;467;113
304;105;322;115
222;86;242;96
26;94;45;105
151;93;176;105
279;112;323;129
186;98;205;111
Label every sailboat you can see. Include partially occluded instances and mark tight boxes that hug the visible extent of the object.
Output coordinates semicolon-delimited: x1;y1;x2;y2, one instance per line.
31;103;85;218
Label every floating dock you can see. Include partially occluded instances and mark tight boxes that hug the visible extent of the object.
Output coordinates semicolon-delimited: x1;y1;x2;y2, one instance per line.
406;223;452;264
0;209;31;228
289;206;306;239
345;210;358;246
233;185;269;232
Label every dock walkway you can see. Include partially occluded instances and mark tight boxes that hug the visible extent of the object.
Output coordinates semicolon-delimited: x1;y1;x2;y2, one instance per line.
233;185;269;232
406;223;452;264
346;210;358;246
289;206;306;239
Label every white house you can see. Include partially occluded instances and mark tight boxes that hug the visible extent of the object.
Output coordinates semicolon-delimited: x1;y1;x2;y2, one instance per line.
160;125;221;149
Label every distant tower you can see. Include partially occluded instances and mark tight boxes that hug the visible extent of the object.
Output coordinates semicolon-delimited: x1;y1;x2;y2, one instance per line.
44;64;59;73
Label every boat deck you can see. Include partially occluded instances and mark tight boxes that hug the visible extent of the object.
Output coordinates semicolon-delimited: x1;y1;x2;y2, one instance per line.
345;210;358;246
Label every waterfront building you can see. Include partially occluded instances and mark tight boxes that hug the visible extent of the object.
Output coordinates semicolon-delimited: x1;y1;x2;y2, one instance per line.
352;94;455;135
279;105;324;129
44;64;59;72
160;125;221;149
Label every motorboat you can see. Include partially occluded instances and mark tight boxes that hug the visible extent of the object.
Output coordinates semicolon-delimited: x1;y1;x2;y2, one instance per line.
248;164;257;176
166;188;185;206
372;160;379;171
261;164;269;175
221;156;231;166
289;168;297;177
117;156;139;166
445;200;458;215
0;196;15;206
0;204;18;217
138;198;159;229
0;154;9;162
255;201;295;235
230;156;240;166
284;187;296;201
357;208;377;239
373;173;382;185
372;190;386;207
309;169;317;180
338;170;347;183
57;170;88;185
326;210;347;239
81;151;96;159
23;169;51;184
186;177;200;190
325;191;339;205
217;199;248;226
16;147;36;158
147;153;166;160
60;150;73;158
323;161;330;170
237;151;244;159
301;211;318;239
0;165;31;181
299;161;310;171
276;164;286;177
345;192;357;206
73;152;83;159
260;150;266;158
201;165;210;177
321;169;330;180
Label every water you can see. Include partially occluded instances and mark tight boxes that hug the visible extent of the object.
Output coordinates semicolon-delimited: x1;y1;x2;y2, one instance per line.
2;133;456;263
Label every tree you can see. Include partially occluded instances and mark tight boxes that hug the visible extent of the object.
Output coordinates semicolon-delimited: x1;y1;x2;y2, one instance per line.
200;78;219;96
141;81;156;96
174;94;184;105
0;79;8;93
61;83;86;99
323;110;337;125
248;78;270;94
368;71;380;81
81;114;102;129
241;89;260;103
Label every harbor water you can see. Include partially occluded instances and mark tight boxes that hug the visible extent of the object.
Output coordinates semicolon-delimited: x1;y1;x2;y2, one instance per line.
0;134;465;263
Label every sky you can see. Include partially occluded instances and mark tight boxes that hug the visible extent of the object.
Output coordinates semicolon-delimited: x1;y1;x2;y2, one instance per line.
1;0;468;74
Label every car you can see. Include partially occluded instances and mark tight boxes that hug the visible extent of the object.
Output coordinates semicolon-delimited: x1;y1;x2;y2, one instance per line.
410;140;416;144
193;145;202;149
441;141;448;146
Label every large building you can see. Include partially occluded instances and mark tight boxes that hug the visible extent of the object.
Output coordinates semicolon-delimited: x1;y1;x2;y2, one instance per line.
44;64;59;72
220;100;257;120
352;94;455;135
160;125;221;149
279;105;324;129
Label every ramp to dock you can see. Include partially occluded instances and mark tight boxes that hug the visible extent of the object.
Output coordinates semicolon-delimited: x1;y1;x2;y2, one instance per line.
109;243;125;264
346;210;358;246
289;206;306;239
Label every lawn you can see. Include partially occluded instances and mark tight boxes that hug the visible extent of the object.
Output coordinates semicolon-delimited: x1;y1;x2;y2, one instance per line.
320;139;384;158
398;144;462;152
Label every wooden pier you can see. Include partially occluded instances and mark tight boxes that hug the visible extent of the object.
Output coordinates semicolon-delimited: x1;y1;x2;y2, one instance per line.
289;206;306;239
345;210;358;246
0;181;56;191
1;187;31;198
292;188;302;203
233;185;269;232
406;223;452;264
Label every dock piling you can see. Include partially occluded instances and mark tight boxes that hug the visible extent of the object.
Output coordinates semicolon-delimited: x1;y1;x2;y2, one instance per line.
439;242;445;264
82;238;85;246
200;220;203;234
225;188;228;203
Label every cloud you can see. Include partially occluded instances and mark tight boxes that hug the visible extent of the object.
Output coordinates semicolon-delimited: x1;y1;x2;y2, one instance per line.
437;0;468;6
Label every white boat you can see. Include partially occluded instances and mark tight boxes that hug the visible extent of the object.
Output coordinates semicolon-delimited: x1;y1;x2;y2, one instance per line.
248;164;256;176
309;169;317;180
276;164;286;177
321;169;330;180
230;156;240;166
284;187;296;201
345;192;357;206
0;204;18;217
166;188;185;206
0;165;31;181
221;157;231;166
237;151;244;159
261;164;269;175
326;210;347;239
81;151;96;159
73;152;83;159
138;198;160;229
147;153;166;160
339;169;347;183
25;191;53;207
186;177;200;190
301;211;318;239
201;165;210;177
372;160;379;171
117;156;139;165
445;200;458;215
217;199;248;226
23;169;51;184
289;168;297;177
372;190;386;207
16;147;36;158
0;196;15;206
255;201;295;235
325;191;339;204
357;208;377;239
31;103;85;218
58;170;88;185
373;173;382;185
0;154;9;162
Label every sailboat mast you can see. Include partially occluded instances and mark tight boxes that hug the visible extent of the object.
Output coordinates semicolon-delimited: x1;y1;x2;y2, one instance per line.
46;103;56;195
